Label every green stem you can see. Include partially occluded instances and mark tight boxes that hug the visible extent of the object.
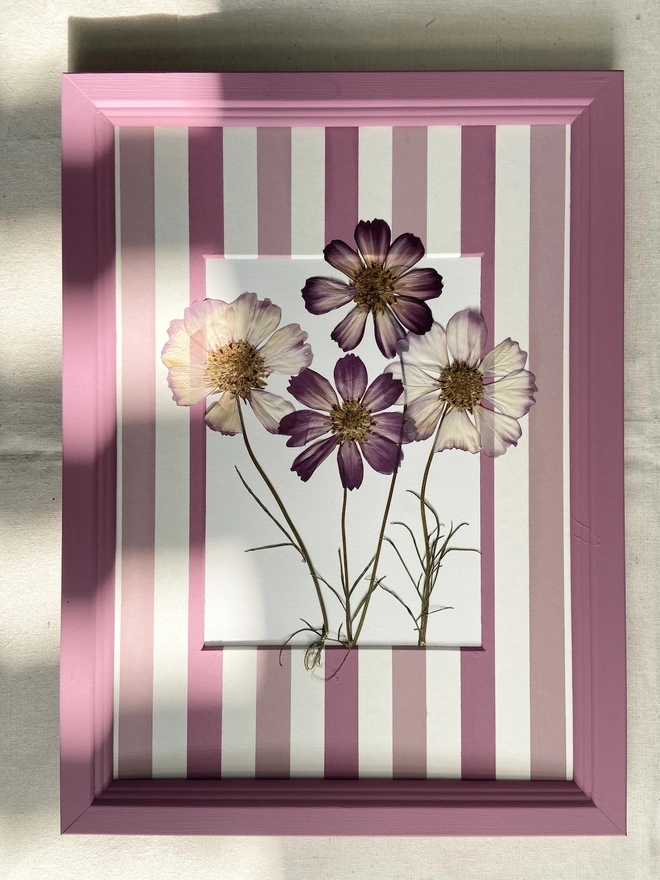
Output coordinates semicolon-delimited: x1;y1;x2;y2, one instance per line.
351;452;401;646
237;401;329;638
340;487;353;643
417;406;447;646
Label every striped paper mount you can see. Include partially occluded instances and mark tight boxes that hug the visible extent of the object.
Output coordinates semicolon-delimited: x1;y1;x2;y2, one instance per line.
113;125;572;781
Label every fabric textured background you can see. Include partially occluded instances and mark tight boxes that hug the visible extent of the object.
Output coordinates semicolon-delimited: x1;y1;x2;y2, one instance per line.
1;1;657;877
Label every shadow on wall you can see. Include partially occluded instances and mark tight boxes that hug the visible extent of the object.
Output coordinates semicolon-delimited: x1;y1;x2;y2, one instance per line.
68;9;614;73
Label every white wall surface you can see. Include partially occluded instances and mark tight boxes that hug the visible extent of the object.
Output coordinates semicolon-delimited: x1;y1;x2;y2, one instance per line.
1;1;658;877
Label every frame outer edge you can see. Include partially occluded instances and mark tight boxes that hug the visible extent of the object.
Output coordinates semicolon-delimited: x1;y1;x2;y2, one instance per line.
61;75;117;832
59;71;626;836
585;74;627;832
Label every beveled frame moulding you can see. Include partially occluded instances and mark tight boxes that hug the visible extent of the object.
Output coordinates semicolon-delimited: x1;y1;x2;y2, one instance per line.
61;70;625;835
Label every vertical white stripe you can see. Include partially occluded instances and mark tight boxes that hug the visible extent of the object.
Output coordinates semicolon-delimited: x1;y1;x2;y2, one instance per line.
152;127;190;777
426;126;462;256
358;649;393;777
223;128;258;258
289;648;325;777
291;128;325;257
494;125;531;779
113;126;122;779
426;649;462;776
358;127;393;226
221;647;258;777
563;125;574;780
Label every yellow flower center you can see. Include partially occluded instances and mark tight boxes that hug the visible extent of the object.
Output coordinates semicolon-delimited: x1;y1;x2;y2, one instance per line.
205;340;268;399
439;361;484;410
352;265;397;313
329;398;374;442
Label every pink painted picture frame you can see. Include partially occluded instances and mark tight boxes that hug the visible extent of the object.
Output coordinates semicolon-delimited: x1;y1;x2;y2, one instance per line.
61;71;625;835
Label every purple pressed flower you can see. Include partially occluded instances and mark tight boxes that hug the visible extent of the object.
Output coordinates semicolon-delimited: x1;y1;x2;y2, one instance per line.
386;310;537;458
302;219;443;358
279;354;407;490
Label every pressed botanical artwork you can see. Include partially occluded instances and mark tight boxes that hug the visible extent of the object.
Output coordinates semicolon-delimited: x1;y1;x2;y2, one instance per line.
162;219;536;666
61;72;624;833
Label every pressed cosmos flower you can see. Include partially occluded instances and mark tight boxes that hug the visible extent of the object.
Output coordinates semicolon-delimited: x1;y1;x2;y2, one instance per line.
279;354;406;490
387;310;537;458
161;292;312;435
302;219;443;359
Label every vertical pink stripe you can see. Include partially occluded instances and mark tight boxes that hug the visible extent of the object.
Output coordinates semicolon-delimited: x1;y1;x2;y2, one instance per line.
529;125;567;779
187;127;224;777
460;126;496;779
257;128;291;256
255;648;292;778
323;130;359;778
390;131;428;779
324;647;359;778
391;127;428;242
392;649;427;778
117;128;156;778
325;128;358;243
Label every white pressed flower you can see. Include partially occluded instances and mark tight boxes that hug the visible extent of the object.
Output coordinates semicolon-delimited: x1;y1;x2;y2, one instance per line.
388;310;537;457
161;292;313;434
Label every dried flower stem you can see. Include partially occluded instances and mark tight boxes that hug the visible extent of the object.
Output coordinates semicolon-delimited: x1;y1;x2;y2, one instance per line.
417;406;447;646
340;487;354;644
350;448;402;646
237;402;330;640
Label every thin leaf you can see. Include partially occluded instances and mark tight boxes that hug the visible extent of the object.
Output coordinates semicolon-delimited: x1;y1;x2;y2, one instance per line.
351;575;387;621
306;570;346;612
235;467;300;553
384;537;422;596
245;542;297;553
349;554;376;597
427;605;453;615
406;488;442;535
378;582;421;630
390;520;424;566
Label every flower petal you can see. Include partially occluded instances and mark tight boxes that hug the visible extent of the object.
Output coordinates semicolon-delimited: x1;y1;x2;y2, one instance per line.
370;411;409;444
361;371;403;413
166;365;215;406
393;267;443;301
384;233;425;275
229;292;282;348
385;362;438;404
259;323;313;375
331;306;368;352
183;299;233;351
302;276;355;315
397;321;449;374
474;405;522;458
279;409;332;446
248;389;294;434
446;310;487;367
337;441;364;490
354;219;391;266
205;393;242;435
291;435;339;482
480;338;528;380
373;309;407;358
482;369;537;419
390;297;434;335
359;431;402;475
433;407;481;453
323;239;363;277
287;369;339;411
404;393;444;441
161;317;210;368
334;353;368;402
